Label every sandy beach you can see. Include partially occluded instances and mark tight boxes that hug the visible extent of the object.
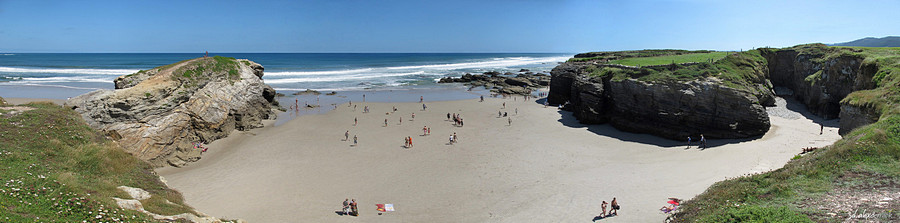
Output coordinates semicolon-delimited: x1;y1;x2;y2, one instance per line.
157;92;840;222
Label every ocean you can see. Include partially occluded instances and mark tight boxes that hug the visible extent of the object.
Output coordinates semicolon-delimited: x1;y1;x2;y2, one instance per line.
0;53;570;99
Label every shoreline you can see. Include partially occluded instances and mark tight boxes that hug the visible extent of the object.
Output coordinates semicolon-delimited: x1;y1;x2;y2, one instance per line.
157;88;840;222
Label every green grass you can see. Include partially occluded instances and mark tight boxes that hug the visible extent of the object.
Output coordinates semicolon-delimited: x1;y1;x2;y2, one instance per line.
0;102;196;222
607;51;731;66
672;44;900;222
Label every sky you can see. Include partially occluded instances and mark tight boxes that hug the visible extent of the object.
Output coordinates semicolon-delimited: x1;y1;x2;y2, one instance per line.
0;0;898;53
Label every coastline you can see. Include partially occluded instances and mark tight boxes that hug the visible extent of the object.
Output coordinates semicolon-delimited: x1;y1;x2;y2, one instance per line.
156;88;840;222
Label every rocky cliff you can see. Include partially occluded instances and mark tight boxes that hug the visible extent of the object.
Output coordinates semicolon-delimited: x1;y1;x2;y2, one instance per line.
762;44;880;135
66;56;279;167
550;44;892;140
549;55;772;140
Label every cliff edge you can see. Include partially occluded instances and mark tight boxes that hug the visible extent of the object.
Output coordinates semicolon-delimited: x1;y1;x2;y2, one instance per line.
66;56;279;167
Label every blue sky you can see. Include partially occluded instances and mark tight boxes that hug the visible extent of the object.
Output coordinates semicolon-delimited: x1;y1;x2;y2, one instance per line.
0;0;897;53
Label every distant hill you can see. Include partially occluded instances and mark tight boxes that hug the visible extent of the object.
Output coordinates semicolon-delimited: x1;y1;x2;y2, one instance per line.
830;36;900;47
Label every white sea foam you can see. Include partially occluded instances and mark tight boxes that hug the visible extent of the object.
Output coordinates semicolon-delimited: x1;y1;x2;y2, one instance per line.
0;82;103;90
264;56;569;78
265;68;375;76
19;76;112;83
0;66;138;75
384;56;569;70
263;71;427;84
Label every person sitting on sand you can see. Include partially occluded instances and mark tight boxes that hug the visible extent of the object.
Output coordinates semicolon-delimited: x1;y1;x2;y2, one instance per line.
342;198;351;215
350;199;358;216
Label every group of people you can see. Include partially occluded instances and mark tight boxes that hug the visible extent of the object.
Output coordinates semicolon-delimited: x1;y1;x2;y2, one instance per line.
449;132;458;145
341;198;359;216
801;146;819;154
686;134;708;149
404;136;414;148
596;197;621;219
195;142;209;155
449;113;464;127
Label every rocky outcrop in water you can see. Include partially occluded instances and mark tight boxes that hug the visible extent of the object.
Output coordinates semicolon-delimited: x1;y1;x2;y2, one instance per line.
66;56;279;167
438;72;550;95
549;62;771;140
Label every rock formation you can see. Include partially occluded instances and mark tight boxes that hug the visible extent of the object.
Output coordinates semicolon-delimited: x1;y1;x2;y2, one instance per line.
549;44;888;139
762;45;880;135
438;71;551;95
0;96;6;106
549;60;771;140
66;56;279;167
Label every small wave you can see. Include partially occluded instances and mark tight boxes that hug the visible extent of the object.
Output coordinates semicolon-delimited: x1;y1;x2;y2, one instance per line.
0;82;104;90
1;54;14;56
385;56;569;70
263;71;427;84
0;66;138;75
19;76;112;83
265;68;374;77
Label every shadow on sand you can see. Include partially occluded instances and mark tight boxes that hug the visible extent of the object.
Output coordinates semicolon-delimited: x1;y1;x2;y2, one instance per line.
551;104;806;149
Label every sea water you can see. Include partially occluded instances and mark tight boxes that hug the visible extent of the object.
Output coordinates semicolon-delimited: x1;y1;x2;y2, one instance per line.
0;53;570;99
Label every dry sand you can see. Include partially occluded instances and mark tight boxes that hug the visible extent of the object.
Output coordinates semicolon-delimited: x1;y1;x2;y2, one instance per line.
157;94;840;222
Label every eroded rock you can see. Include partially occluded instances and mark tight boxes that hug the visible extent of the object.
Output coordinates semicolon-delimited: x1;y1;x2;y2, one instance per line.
67;57;278;167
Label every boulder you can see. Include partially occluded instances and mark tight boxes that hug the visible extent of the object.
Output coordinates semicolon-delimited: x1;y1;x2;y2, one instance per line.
0;96;6;106
66;57;278;167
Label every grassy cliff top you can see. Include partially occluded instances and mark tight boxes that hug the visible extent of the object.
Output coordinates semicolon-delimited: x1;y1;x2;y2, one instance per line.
672;45;900;222
0;102;195;221
582;50;769;95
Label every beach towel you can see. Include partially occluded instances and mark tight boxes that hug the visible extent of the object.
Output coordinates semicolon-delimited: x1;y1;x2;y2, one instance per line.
385;204;394;212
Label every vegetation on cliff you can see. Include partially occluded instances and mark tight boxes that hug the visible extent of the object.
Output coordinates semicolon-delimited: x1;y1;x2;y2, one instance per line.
0;102;195;221
672;45;900;222
583;49;770;94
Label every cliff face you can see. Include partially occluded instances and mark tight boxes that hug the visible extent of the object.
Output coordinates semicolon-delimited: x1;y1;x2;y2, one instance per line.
549;62;770;140
66;56;278;167
763;45;879;134
551;45;886;140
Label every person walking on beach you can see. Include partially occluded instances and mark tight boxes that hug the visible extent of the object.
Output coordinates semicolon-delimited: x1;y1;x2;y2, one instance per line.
354;117;358;126
453;132;458;143
427;127;431;135
508;117;512;126
404;137;409;148
422;103;427;111
449;134;454;145
447;113;451;120
420;96;423;103
353;135;358;145
820;123;824;135
610;197;620;216
399;117;402;125
515;108;517;115
412;112;415;120
502;102;506;109
345;130;350;141
686;136;692;149
600;200;608;217
480;95;484;102
385;119;388;127
700;134;707;149
408;136;413;148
